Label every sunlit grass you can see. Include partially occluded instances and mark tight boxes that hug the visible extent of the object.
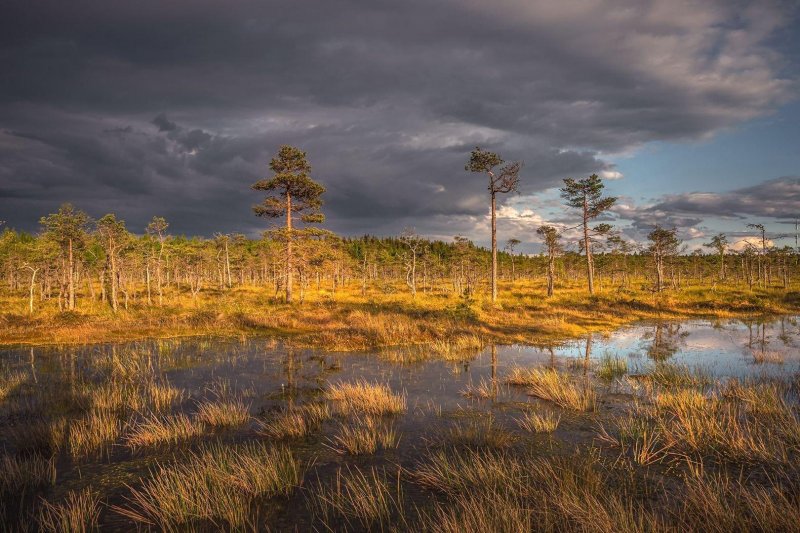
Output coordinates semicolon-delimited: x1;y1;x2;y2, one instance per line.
327;415;400;455
517;409;561;433
38;489;101;533
125;413;203;450
518;368;596;411
309;466;402;530
0;453;56;494
115;441;302;529
68;410;123;458
325;380;406;416
196;397;250;428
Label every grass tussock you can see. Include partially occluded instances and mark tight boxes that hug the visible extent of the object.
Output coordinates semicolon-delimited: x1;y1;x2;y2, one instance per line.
255;402;331;439
520;368;596;411
68;410;123;458
517;409;561;433
309;466;402;530
0;453;56;494
115;441;302;529
325;380;406;416
435;416;517;450
460;377;497;400
125;413;203;450
327;416;400;455
430;334;484;361
7;417;66;455
38;489;101;533
196;397;250;428
596;355;628;380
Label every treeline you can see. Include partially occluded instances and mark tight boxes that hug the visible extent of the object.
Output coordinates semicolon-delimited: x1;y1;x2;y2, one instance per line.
0;205;796;315
1;144;797;314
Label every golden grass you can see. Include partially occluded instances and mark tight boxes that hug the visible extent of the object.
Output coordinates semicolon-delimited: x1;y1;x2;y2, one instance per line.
0;370;28;401
38;489;101;533
196;397;251;428
125;413;203;450
255;402;331;439
68;410;123;458
460;377;497;400
309;466;402;530
115;441;302;529
596;355;628;380
435;416;517;449
417;489;533;533
327;416;400;455
522;368;596;411
0;453;56;494
325;380;406;416
517;409;561;433
4;278;795;349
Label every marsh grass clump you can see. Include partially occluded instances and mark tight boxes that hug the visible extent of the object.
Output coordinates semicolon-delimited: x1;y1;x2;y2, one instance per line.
125;412;203;450
309;466;402;530
7;417;66;455
517;409;561;433
721;379;790;416
0;453;56;494
643;363;710;389
115;442;301;529
460;377;497;400
38;489;101;533
679;474;800;531
596;355;628;380
196;397;250;428
0;370;28;401
430;334;484;361
417;489;533;533
596;414;671;466
256;402;331;439
146;380;184;413
653;388;709;416
327;416;399;455
522;369;596;411
435;416;517;450
325;381;406;416
68;409;123;458
411;448;526;496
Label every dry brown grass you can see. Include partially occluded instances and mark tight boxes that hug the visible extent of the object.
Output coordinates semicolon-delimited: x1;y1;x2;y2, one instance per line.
196;397;250;428
125;413;203;450
517;409;561;433
115;441;302;529
38;489;101;533
0;453;56;494
521;368;596;411
327;416;400;455
309;466;403;530
255;402;331;439
325;380;406;416
68;410;123;458
460;378;497;400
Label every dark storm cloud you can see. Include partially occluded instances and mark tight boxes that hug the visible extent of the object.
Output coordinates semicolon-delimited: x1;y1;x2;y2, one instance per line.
0;0;796;238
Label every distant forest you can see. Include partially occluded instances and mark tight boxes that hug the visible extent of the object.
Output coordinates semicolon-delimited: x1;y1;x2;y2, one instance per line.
1;146;796;313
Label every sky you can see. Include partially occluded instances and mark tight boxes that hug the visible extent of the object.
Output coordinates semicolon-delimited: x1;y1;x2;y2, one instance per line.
1;0;798;253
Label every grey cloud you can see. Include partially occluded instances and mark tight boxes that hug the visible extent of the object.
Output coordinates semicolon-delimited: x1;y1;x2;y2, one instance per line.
0;0;797;239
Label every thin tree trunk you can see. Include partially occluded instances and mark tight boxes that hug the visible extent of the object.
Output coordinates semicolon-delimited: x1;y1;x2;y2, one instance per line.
491;192;497;302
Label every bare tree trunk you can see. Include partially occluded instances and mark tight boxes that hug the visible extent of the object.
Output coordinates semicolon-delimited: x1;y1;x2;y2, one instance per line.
286;192;293;303
582;198;594;294
491;192;497;302
68;238;75;310
547;253;554;297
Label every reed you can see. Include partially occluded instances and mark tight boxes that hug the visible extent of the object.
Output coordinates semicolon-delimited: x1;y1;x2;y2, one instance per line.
309;466;402;530
327;416;400;455
115;442;301;529
196;397;250;428
523;369;596;411
325;380;406;416
38;489;101;533
517;409;561;433
68;410;123;458
125;412;203;450
0;453;56;494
